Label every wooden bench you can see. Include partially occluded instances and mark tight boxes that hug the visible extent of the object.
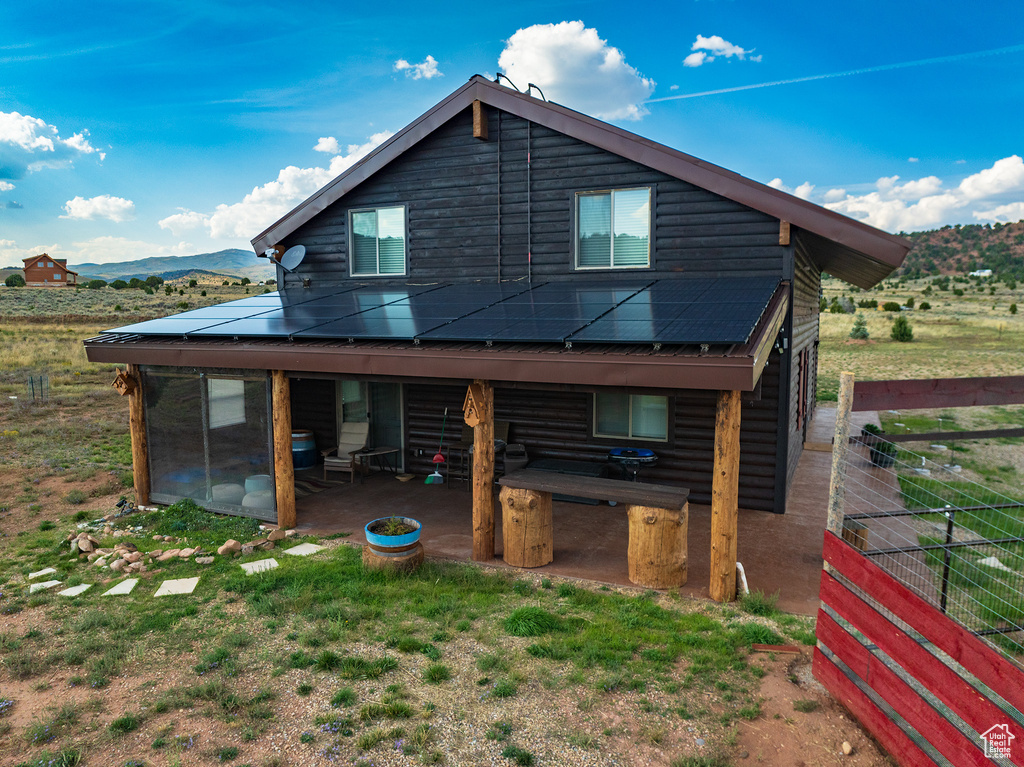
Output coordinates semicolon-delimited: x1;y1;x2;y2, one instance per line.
498;469;689;589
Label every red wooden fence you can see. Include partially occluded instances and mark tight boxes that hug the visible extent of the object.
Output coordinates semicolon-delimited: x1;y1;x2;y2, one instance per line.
815;531;1024;766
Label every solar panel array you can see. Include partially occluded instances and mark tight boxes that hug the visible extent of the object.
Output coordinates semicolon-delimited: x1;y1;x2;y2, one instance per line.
108;276;779;346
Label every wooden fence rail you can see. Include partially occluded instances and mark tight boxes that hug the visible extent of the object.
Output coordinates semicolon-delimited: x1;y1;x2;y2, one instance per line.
814;531;1024;766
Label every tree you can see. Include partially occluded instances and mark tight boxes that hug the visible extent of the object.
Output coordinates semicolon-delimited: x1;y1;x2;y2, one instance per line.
4;273;25;287
86;279;107;289
188;279;198;288
145;275;164;287
111;279;129;290
128;277;145;289
849;314;869;340
240;277;251;286
890;314;914;342
882;301;902;312
1011;303;1018;315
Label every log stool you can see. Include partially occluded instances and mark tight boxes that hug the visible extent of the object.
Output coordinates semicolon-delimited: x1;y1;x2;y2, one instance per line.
627;503;688;589
499;486;553;567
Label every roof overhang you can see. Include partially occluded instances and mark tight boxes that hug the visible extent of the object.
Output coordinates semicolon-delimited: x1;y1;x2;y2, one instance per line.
85;284;788;393
251;75;909;285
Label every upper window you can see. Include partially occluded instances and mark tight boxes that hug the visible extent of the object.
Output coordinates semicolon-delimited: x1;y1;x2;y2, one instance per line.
594;392;668;441
576;188;651;269
351;206;406;276
54;273;62;280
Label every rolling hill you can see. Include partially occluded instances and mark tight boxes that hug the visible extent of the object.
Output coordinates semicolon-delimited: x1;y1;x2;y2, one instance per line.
73;249;275;283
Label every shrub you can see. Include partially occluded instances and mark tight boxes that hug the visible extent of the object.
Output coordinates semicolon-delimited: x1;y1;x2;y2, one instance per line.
5;274;26;287
1011;303;1018;315
953;288;964;296
111;279;129;290
128;278;145;289
849;314;869;340
188;279;198;288
201;290;207;297
818;297;827;312
65;489;87;505
176;301;189;310
857;298;878;309
882;301;901;312
164;285;173;295
828;298;843;314
86;279;107;289
145;275;164;287
919;301;931;310
890;314;914;342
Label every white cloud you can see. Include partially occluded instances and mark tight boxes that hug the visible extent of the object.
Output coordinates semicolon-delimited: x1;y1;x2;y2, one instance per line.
314;136;341;154
767;178;814;200
394;55;443;80
683;52;707;68
0;181;13;191
825;155;1024;231
974;201;1024;223
908;157;919;163
498;21;655;121
0;236;193;266
0;111;101;179
684;35;760;67
158;208;210;236
197;131;393;240
823;188;847;203
61;194;135;222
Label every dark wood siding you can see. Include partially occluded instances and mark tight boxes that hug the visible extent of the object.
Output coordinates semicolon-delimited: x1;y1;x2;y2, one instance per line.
786;239;822;489
286;106;786;284
403;379;781;512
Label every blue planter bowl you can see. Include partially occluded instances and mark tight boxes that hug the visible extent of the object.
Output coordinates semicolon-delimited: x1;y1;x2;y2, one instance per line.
365;517;422;548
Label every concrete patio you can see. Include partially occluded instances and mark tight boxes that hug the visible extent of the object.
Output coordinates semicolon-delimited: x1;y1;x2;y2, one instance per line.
292;406;882;615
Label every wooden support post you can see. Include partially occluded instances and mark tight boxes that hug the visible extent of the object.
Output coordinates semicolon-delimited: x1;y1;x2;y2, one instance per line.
710;390;742;602
271;370;296;529
126;363;150;506
472;100;488;140
471;379;495;561
827;372;855;537
500;486;553;567
779;220;791;246
627;503;688;589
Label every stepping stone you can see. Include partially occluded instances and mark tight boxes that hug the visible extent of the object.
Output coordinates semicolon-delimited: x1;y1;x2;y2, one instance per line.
154;577;200;597
240;558;278;575
58;584;93;597
28;567;57;579
283;543;325;557
978;556;1014;573
102;579;138;596
29;580;61;593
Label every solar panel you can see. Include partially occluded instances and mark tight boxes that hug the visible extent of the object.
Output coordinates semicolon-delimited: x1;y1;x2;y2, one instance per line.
296;316;447;339
107;317;240;335
189;316;335;337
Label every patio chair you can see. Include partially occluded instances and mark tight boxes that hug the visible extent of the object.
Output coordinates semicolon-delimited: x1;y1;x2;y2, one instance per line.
321;422;370;482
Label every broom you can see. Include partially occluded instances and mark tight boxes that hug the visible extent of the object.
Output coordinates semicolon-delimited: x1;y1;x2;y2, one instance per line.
425;407;448;484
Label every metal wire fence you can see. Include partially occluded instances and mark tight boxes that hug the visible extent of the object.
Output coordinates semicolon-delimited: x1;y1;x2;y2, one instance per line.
838;432;1024;660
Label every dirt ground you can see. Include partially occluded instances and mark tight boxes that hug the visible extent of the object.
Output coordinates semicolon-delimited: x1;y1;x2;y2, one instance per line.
0;469;894;767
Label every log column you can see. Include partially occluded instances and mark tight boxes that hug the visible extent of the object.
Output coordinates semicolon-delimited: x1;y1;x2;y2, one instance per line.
271;370;296;529
627;503;688;589
472;379;495;561
126;363;150;506
710;389;741;602
500;486;553;567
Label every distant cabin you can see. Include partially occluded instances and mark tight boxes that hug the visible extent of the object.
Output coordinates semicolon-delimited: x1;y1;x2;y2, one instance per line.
969;269;993;277
23;254;78;287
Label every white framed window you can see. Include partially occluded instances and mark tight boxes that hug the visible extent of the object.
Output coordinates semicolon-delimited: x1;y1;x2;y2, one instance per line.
594;392;668;441
350;206;406;276
576;187;651;269
208;378;246;429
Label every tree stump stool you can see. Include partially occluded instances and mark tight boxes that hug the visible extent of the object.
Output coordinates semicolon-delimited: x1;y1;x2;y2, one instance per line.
627;503;688;589
500;485;553;568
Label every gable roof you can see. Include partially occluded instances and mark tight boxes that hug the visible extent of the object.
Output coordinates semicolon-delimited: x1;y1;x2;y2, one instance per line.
252;75;909;288
23;254;78;276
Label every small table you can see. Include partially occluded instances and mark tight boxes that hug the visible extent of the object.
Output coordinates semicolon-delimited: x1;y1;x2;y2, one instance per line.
354;446;400;480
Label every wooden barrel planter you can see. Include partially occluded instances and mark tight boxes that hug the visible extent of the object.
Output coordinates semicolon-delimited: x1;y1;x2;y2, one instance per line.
363;517;424;572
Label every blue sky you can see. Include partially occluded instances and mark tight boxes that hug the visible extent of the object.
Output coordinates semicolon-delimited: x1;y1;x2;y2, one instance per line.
2;1;1023;265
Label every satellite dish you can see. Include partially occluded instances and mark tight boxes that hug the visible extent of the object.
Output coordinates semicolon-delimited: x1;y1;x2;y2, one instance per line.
278;245;306;273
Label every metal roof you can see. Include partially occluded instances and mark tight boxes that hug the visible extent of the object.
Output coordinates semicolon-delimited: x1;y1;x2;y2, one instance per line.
252;75;909;288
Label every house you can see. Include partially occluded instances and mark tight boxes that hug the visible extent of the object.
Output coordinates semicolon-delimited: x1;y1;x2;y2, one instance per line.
84;75;909;590
23;254;78;286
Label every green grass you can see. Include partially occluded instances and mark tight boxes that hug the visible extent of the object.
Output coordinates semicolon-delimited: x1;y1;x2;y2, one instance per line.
503;606;562;637
109;712;143;735
501;745;535;766
423;663;452;684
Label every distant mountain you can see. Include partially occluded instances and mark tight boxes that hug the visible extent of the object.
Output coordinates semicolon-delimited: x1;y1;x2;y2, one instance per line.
898;220;1024;280
74;249;275;282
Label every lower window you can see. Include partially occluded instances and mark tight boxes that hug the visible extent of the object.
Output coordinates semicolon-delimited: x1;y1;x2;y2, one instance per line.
594;393;668;441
